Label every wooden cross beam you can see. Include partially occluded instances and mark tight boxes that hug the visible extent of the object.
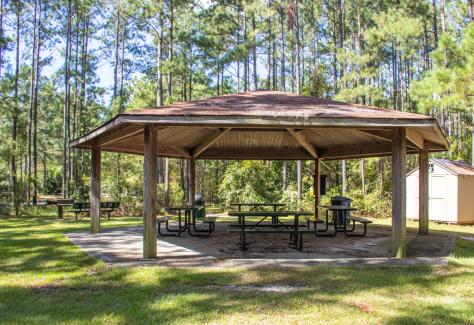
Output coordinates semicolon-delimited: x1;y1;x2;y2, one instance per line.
287;128;319;158
356;129;418;150
193;128;231;157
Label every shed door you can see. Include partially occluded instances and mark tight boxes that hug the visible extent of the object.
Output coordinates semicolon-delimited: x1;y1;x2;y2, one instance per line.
429;175;448;220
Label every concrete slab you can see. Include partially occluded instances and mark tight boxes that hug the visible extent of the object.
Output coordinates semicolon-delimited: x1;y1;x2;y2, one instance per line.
66;222;456;268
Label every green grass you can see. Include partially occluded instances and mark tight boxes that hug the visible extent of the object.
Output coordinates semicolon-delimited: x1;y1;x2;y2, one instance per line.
1;210;474;324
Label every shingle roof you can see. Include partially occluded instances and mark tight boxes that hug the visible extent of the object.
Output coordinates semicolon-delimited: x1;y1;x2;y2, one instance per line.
432;159;474;176
70;90;448;160
125;90;430;120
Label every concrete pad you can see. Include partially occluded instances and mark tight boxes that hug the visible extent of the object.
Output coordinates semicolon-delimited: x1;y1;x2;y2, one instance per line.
66;222;456;268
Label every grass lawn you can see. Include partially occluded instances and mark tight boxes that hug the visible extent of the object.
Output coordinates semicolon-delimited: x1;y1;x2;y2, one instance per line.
1;209;474;324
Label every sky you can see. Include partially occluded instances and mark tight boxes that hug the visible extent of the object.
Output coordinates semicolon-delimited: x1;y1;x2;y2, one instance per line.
3;0;268;107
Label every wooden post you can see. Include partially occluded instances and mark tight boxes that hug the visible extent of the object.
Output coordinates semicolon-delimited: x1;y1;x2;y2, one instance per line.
189;157;196;207
392;128;407;258
419;143;429;234
90;142;101;233
314;158;320;217
143;125;157;259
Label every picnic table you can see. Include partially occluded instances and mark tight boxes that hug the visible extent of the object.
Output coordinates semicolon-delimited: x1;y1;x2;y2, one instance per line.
227;210;313;250
160;206;215;237
316;205;357;236
229;203;286;224
315;205;372;237
54;199;74;219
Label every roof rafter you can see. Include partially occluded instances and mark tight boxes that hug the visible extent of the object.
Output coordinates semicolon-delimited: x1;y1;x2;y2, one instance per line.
193;128;232;158
356;129;418;150
287;128;319;158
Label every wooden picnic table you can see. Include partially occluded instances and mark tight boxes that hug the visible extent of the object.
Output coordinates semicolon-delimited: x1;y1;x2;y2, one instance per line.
227;210;313;250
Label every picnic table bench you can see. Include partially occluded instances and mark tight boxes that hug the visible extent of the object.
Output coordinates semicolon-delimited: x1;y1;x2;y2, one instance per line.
70;201;120;220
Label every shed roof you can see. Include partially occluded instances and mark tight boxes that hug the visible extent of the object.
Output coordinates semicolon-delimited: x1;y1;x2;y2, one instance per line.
432;159;474;176
71;90;448;160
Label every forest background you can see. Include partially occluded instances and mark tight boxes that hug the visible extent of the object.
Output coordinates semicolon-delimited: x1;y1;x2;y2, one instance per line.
1;0;473;216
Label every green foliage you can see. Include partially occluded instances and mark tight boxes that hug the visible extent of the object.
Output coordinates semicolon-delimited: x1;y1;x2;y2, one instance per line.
218;161;281;207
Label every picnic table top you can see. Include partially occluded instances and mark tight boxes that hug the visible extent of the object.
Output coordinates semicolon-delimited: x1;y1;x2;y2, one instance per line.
228;210;313;217
229;203;285;206
167;206;197;211
317;205;357;211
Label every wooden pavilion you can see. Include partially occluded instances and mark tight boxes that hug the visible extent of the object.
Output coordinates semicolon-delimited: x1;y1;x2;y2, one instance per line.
71;90;449;259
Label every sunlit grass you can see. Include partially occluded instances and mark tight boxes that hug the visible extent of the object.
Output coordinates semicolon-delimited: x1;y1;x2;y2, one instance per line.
0;211;473;324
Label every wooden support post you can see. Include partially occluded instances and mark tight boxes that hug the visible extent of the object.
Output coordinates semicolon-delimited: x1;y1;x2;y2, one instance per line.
314;158;320;218
419;143;429;234
143;125;157;259
391;128;407;258
90;142;101;233
189;157;196;207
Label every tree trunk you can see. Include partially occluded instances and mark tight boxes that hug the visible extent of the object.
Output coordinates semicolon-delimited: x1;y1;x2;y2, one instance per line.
33;0;42;204
11;0;21;215
119;25;126;110
28;0;39;204
237;11;241;92
243;13;248;92
440;0;447;34
62;0;72;198
279;7;285;92
180;159;185;198
156;11;163;106
294;0;301;94
267;5;271;90
164;158;170;207
0;0;4;78
342;160;347;195
252;14;257;90
432;0;438;47
361;159;365;195
113;1;120;99
167;0;173;100
468;0;474;21
297;160;302;204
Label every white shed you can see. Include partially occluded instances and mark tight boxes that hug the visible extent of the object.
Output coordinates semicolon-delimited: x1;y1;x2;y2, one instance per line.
407;158;474;224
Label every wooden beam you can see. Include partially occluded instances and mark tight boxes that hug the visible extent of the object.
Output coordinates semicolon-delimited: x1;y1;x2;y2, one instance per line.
143;125;157;259
419;143;429;234
199;148;312;160
356;129;393;142
193;128;231;157
314;158;320;218
406;128;424;149
287;128;318;158
356;129;418;150
392;128;407;258
321;143;392;159
100;127;144;147
90;142;101;233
